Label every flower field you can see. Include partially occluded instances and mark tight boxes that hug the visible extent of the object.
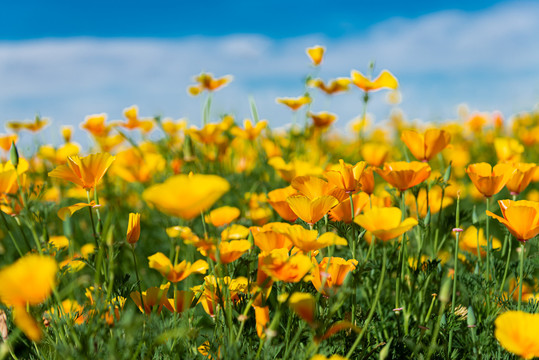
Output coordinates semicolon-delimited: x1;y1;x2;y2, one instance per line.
1;45;539;359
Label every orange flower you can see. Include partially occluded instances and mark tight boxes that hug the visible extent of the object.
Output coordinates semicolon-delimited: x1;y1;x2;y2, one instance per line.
358;166;375;195
268;186;299;222
285;292;316;325
494;311;539;359
80;114;111;137
126;213;141;245
148;252;209;282
205;206;240;227
401;129;451;162
361;143;389;167
200;240;252;264
282;225;347;252
7;116;49;133
506;163;537;195
494;138;524;162
260;248;312;282
329;192;370;223
253;305;270;338
306;45;325;66
276;95;311;111
459;226;501;257
375;162;431;192
130;283;170;314
120;105;154;133
350;70;398;92
250;223;294;252
48;153;115;190
230;119;267;140
291;175;347;201
0;134;17;152
308;78;351;95
164;290;195;313
188;72;233;95
113;147;165;183
311;257;358;296
354;207;418;241
325;159;367;193
486;200;539;242
466;163;514;198
308;111;337;129
286;195;339;225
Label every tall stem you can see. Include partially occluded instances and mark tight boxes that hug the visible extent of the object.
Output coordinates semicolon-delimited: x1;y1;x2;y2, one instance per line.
349;193;356;259
86;190;99;246
518;243;525;311
448;195;461;357
131;245;145;312
485;197;491;286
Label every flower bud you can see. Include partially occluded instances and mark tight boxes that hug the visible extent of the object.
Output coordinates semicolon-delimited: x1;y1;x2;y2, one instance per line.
126;213;141;245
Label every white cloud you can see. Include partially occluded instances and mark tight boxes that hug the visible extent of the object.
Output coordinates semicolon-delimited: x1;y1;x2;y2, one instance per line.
1;1;539;147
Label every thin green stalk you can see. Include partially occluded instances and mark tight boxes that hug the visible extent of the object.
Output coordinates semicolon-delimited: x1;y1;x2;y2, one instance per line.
395;190;406;309
346;245;387;359
131;245;145;312
499;238;512;293
485;196;491;284
448;195;461;357
0;210;24;257
86;190;99;246
518;243;525;311
349;193;356;259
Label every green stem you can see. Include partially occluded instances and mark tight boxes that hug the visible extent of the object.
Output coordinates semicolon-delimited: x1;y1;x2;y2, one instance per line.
518;243;525;311
131;245;145;312
349;194;356;259
448;195;461;357
346;245;386;359
499;238;512;293
86;190;99;246
0;210;24;257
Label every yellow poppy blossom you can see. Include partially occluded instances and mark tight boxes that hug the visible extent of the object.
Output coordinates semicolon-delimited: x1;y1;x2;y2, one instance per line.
148;252;209;282
126;212;141;245
487;200;539;242
308;111;337;129
466;163;514;198
506;163;537;195
351;69;398;92
187;72;233;95
260;248;312;283
308;78;351;95
311;257;358;296
401;129;451;162
48;153;116;190
205;206;240;227
286;195;339;225
494;311;539;359
354;207;418;241
130;283;170;314
325;159;367;193
306;45;325;66
276;95;312;111
375;161;431;192
268;186;299;222
282;225;347;252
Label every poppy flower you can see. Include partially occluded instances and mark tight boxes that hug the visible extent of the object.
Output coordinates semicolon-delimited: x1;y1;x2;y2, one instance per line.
358;166;375;195
260;248;312;283
308;78;351;95
361;143;389;167
143;174;230;220
286;195;339;225
148;252;209;282
494;138;524;162
466;163;514;198
311;257;358;296
200;240;252;264
306;45;325;66
401;129;451;162
164;290;195;313
375;162;431;192
7;116;49;133
308;111;337;129
221;224;250;241
205;206;240;227
325;159;367;193
230;119;267;140
329;192;370;223
130;283;170;314
113;148;165;183
126;212;141;245
193;276;247;316
459;226;501;257
268;157;324;183
276;95;312;111
486;200;539;242
285;292;316;325
80;114;111;137
188;72;233;95
253;305;270;338
0;255;57;341
505;163;537;195
48;153;116;190
354;207;418;241
282;225;347;252
0;134;17;152
494;311;539;359
268;186;299;222
250;223;294;252
291;175;347;201
119;105;154;133
351;70;398;92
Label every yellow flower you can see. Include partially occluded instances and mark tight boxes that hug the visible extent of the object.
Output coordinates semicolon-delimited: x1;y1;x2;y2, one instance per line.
112;147;165;183
126;213;141;245
261;248;312;283
286;195;339;225
0;134;17;152
230;119;267;140
459;226;501;257
308;111;337;129
306;45;325;66
361;143;389;167
0;255;57;341
7;116;49;133
205;206;240;227
308;78;351;95
495;311;539;359
287;292;316;325
354;207;418;241
250;223;294;252
143;174;230;220
148;252;209;282
80;113;111;137
119;105;154;133
311;257;357;296
283;225;347;252
276;95;312;111
494;138;524;162
506;163;537;195
164;290;195;313
351;70;398;92
328;192;370;223
401;129;451;162
221;224;250;241
268;186;299;222
130;283;170;314
324;159;367;193
187;72;233;95
48;153;116;190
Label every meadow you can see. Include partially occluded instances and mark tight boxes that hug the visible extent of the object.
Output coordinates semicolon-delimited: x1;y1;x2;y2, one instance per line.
0;45;538;359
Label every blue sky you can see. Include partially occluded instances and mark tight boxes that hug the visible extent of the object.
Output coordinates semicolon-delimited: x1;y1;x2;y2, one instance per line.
1;1;539;146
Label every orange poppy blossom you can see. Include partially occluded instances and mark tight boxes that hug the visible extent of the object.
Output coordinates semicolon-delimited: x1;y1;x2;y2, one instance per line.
358;166;375;195
466;163;515;198
230;119;268;140
205;206;240;227
361;143;389;167
459;226;501;257
324;159;367;194
401;129;451;162
199;239;252;264
250;223;294;252
306;45;325;66
164;290;195;314
375;161;431;192
48;152;116;190
494;311;539;359
193;275;247;316
267;186;299;222
282;292;316;325
279;224;347;252
187;72;233;95
276;95;312;111
260;248;312;283
118;105;154;133
310;257;358;296
6;116;49;133
148;252;209;282
286;195;339;225
220;224;250;241
307;111;338;129
142;174;230;220
0;255;58;341
130;283;171;314
0;134;17;152
350;69;398;92
253;305;270;339
307;77;351;95
329;192;370;223
80;113;112;137
112;147;166;183
486;200;539;242
126;212;141;245
354;207;418;241
494;138;524;162
291;175;347;201
505;162;537;195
